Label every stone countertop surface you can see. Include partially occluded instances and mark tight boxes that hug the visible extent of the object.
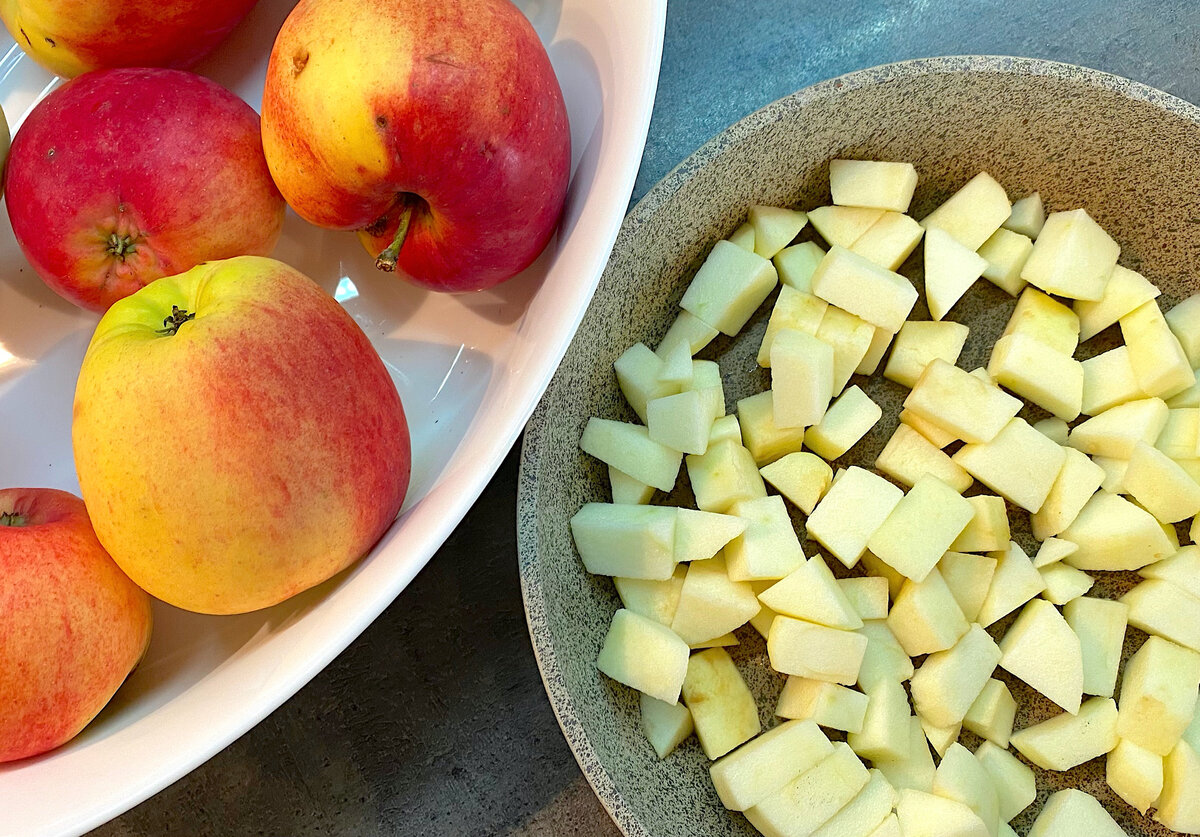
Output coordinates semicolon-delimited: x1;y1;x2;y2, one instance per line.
93;1;1198;835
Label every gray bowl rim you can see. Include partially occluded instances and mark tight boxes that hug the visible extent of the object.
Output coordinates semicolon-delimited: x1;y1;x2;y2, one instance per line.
515;53;1200;837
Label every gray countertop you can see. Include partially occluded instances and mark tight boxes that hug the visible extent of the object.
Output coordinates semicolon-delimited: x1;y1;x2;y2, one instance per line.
93;1;1198;835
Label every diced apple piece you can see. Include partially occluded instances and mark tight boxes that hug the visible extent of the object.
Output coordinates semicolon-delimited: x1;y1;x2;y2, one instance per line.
613;341;680;423
1075;263;1161;341
1034;416;1070;445
1038;562;1093;605
646;389;712;455
920;716;961;758
857;326;896;376
771;328;836;429
709;413;743;446
860;551;907;600
759;555;863;630
887;567;969;656
963;679;1017;748
1141;544;1200;599
933;743;1000;837
838;576;890;621
768;616;868;685
895;788;989;837
776;678;870;734
1002;287;1080;354
856;619;915;691
749;205;809;259
806;467;905;568
998;598;1084;714
811;245;920;333
614;566;687;626
1061;490;1174;570
681;647;760;758
953;417;1066;513
580;417;682;492
1080;346;1146;416
1155;739;1200;833
1020;208;1119;301
938;552;998;623
848;678;912;762
920;171;1011;251
640;693;694;758
1154;407;1199;459
905;359;1022;445
816;307;876;395
1009;697;1118;771
1116;635;1200;755
709;718;834;811
1072;397;1169;462
570;503;678;579
656;333;695;388
1028;789;1125;837
830;160;919;212
760;451;833;514
669;555;760;645
1167;292;1200;367
680;239;779;335
738;390;809;465
1030;447;1105;540
1122;299;1197;399
686;358;725;422
687;438;768;513
775;241;827;293
690;632;739;649
1003;192;1045;238
910;623;1002;728
901;408;959;448
609;465;655;505
884;320;970;389
745;742;870;837
728;221;755;251
875;421;973;494
1033;537;1078;568
806;386;881;461
808;205;886;248
596;609;690;704
987;333;1082;421
811;769;898;837
949;496;1009;554
1106;737;1164;814
1063;596;1128;699
976;541;1045;627
869;475;975;582
725;494;806;582
874;716;937;793
850;211;925;271
974;741;1035;823
977;227;1032;296
923;227;988;321
758;285;829;366
1124;440;1200;523
750;600;777;640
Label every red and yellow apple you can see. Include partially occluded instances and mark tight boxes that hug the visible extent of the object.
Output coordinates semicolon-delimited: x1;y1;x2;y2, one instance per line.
72;256;411;615
0;487;152;763
5;67;286;313
0;0;258;79
260;0;571;292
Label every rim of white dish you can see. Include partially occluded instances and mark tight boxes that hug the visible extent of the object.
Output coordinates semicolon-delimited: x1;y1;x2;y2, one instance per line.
516;53;1200;837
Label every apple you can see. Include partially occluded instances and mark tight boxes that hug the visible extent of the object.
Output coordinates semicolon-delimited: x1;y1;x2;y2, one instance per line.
259;0;571;292
72;256;411;614
0;0;257;78
4;67;286;312
0;487;152;763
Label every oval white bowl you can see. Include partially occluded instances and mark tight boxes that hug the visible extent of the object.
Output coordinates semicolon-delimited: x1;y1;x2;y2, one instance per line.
0;0;666;833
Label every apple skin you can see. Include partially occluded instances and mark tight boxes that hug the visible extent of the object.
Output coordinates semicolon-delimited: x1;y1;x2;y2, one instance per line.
0;0;258;79
72;256;411;615
260;0;571;293
4;67;286;313
0;487;152;764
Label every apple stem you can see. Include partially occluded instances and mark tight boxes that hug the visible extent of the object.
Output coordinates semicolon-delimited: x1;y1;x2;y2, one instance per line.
0;511;25;527
106;233;137;260
374;201;414;273
156;305;196;336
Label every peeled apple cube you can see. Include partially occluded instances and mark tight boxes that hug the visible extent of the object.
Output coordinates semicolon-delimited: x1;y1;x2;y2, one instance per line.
909;623;1002;729
758;285;828;366
775;241;827;292
1140;543;1200;600
660;308;720;355
1074;263;1161;342
673;507;747;563
1037;562;1093;606
938;551;998;624
725;494;806;582
776;677;870;734
686;438;767;513
856;619;915;691
920;717;961;759
986;332;1082;421
904;358;1022;445
679;239;779;335
923;227;988;322
1122;579;1200;655
570;503;678;579
596;609;690;704
656;335;695;387
767;615;868;685
614;342;678;422
963;679;1017;748
1116;635;1200;756
872;716;937;794
884;320;971;390
580;417;682;492
1009;696;1118;771
974;741;1035;823
919;171;1011;251
932;743;1000;837
1156;739;1200;833
1068;395;1169;459
1063;596;1129;698
869;475;974;583
770;328;835;428
639;693;694;758
1003;192;1045;239
1121;299;1196;399
874;421;973;494
681;647;760;759
1123;440;1200;523
744;742;870;837
895;787;989;837
1166;291;1200;367
1028;789;1127;837
728;221;755;251
1105;737;1164;814
848;678;912;762
810;769;897;837
1032;537;1079;568
810;245;919;333
709;413;743;446
1080;346;1147;416
669;555;761;645
858;326;896;376
1061;490;1174;571
805;466;904;568
1002;286;1080;354
805;384;881;461
609;465;655;505
646;389;713;455
998;598;1084;715
757;555;863;630
737;390;809;465
849;211;925;271
949;495;1010;554
614;567;687;626
1029;446;1106;541
808;205;886;248
976;227;1032;297
837;576;889;621
1020;208;1119;301
758;451;833;515
953;417;1066;513
709;718;834;811
976;540;1045;627
749;205;808;259
829;159;919;212
886;567;969;657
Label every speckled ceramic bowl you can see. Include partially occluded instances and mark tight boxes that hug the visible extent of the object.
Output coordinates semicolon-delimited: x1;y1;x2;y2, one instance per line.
518;56;1200;836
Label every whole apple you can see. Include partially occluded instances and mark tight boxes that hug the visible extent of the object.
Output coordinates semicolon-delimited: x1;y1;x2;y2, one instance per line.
0;487;152;764
5;67;286;313
0;0;258;79
260;0;571;293
72;256;412;614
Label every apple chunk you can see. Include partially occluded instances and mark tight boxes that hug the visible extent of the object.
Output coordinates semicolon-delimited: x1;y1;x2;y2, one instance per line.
952;417;1066;513
919;171;1011;250
669;555;760;645
639;693;693;758
884;320;970;390
1027;789;1126;837
768;616;868;685
904;359;1022;445
910;623;1002;728
596;608;690;704
1020;208;1119;301
923;227;987;321
682;647;760;759
745;742;870;837
830;159;919;212
806;467;904;568
810;245;919;333
580;417;682;492
1009;697;1118;771
869;475;974;583
680;239;779;335
569;503;677;579
998;598;1083;714
1063;596;1128;698
709;719;833;811
1116;635;1200;756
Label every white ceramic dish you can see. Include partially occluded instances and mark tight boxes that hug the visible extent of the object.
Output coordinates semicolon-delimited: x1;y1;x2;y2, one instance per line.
0;0;666;833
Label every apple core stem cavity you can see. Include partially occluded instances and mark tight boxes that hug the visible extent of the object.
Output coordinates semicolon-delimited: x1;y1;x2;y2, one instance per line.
157;305;196;337
0;511;26;526
105;232;137;260
374;200;414;273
